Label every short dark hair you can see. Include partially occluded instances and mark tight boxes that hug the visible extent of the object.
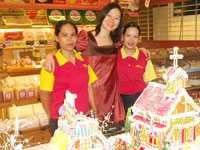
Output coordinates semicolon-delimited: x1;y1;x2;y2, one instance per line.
95;3;123;43
123;22;141;36
55;20;78;49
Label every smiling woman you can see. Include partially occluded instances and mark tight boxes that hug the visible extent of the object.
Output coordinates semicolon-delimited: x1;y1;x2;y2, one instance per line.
40;20;98;136
75;3;126;123
118;22;156;114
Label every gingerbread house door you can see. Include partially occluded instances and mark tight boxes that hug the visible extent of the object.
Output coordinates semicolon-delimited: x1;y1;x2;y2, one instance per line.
178;129;185;144
189;126;196;141
149;133;156;145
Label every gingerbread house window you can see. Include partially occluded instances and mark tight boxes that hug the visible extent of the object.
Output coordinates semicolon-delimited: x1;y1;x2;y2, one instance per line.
187;106;190;112
134;124;141;137
177;77;184;88
189;127;196;141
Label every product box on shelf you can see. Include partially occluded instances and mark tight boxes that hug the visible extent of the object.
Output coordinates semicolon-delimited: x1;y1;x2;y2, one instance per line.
0;90;2;101
2;87;14;101
14;86;26;100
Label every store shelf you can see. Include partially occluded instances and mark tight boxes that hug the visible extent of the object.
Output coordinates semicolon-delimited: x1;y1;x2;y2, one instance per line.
185;68;200;73
0;100;13;108
186;86;200;91
3;45;56;51
0;70;8;78
20;125;51;147
0;97;40;108
15;97;40;106
6;68;41;77
152;55;200;64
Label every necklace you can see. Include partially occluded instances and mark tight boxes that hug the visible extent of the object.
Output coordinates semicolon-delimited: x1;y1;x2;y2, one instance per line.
99;36;109;41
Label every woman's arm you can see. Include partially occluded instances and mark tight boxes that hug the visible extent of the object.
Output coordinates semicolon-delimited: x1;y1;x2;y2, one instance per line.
140;47;151;61
40;90;52;117
88;84;97;115
44;50;57;72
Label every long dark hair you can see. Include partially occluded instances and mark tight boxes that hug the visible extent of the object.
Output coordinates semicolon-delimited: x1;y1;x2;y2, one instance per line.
123;22;141;36
55;20;78;49
95;3;123;44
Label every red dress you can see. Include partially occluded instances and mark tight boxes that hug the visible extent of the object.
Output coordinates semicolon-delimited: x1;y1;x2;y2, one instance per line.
76;31;125;123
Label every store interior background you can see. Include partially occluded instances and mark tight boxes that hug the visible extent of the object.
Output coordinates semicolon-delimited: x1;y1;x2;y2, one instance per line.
0;0;200;147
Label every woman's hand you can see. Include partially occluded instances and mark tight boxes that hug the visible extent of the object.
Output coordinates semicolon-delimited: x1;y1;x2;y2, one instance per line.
76;30;89;51
140;47;151;61
44;52;55;72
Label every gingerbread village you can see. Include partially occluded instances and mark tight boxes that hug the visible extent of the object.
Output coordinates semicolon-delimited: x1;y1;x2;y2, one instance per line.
1;47;200;150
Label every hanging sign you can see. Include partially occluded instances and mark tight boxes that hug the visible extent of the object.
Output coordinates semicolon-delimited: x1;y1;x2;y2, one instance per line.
83;10;97;24
66;10;83;24
47;9;66;24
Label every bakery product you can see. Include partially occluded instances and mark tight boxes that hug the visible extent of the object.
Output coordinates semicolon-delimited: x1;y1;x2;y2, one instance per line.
129;47;200;149
48;90;107;150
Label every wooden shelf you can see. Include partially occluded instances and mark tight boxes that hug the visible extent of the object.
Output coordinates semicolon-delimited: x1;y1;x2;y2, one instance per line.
0;97;40;108
15;97;40;106
186;86;200;91
6;68;41;77
20;125;51;147
3;45;56;51
0;100;13;108
0;70;8;78
152;55;200;64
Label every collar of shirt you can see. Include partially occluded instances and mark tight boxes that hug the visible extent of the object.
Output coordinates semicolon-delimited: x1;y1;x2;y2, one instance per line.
121;46;139;60
55;49;84;66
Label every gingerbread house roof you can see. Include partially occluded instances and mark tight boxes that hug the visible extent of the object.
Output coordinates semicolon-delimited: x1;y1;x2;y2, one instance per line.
133;82;185;117
163;67;188;81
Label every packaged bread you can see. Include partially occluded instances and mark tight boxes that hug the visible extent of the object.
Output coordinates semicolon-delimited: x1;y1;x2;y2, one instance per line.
32;82;40;97
5;59;20;70
14;85;26;100
20;58;33;68
31;75;40;98
2;86;14;101
0;89;2;101
25;84;35;98
35;31;46;41
23;30;35;41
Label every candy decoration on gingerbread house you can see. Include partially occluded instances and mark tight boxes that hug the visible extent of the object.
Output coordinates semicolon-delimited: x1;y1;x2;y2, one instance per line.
129;47;200;149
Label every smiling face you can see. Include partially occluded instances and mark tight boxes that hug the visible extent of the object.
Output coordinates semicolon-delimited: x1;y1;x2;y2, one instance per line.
101;8;121;32
123;27;140;51
55;23;77;51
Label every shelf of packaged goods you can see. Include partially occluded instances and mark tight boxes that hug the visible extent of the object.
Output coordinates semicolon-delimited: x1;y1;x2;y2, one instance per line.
15;97;40;106
0;100;13;108
6;68;41;77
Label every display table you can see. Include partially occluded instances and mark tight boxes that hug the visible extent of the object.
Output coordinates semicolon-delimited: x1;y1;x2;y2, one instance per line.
23;144;48;150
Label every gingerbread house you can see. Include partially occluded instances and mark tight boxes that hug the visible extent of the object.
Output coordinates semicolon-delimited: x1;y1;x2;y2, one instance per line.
130;47;200;148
